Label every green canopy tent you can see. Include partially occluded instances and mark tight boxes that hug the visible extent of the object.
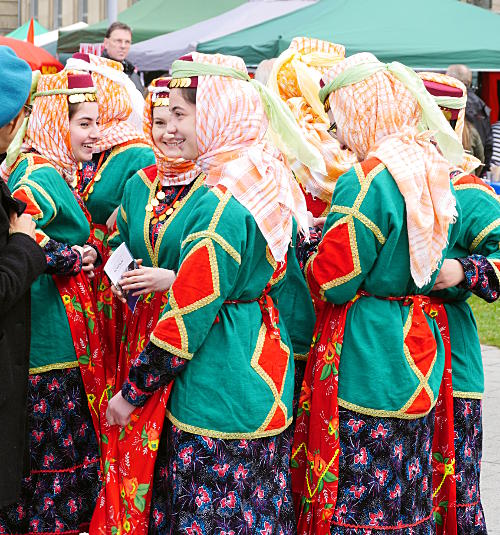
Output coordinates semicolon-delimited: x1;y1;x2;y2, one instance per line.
198;0;500;70
57;0;245;53
6;19;49;40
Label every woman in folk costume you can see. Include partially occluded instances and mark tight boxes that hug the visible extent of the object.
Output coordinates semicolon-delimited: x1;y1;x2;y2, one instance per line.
420;72;500;535
106;51;324;534
268;36;357;219
91;78;207;534
268;37;357;416
0;71;104;534
66;53;155;362
291;52;465;535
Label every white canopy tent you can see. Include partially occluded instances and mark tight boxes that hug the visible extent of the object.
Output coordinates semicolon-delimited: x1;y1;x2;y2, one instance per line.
35;22;88;56
128;0;315;71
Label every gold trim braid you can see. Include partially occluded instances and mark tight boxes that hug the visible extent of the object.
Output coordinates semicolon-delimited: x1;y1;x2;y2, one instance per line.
29;360;79;375
166;410;292;439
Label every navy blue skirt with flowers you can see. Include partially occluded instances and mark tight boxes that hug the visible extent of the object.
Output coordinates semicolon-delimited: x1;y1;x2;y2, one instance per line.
454;397;487;534
329;407;435;535
148;421;296;535
0;368;100;534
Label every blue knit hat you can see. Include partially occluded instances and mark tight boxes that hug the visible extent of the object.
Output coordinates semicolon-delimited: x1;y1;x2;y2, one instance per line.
0;46;32;127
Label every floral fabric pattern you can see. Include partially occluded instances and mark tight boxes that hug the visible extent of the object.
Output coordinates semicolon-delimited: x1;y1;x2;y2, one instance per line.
0;368;100;534
148;422;296;535
457;254;499;303
454;398;487;535
329;408;436;535
122;341;188;407
44;238;82;276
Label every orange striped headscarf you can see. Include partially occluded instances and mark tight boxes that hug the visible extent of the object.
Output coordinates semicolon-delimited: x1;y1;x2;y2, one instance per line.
322;53;457;287
66;54;146;153
268;37;357;203
24;70;89;183
187;51;308;263
144;78;200;186
419;71;480;174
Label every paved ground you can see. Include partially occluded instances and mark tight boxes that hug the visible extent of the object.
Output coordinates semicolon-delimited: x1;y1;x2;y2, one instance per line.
482;345;500;533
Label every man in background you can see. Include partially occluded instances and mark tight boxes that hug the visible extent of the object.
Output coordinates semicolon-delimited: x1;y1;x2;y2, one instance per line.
103;21;144;93
447;63;493;175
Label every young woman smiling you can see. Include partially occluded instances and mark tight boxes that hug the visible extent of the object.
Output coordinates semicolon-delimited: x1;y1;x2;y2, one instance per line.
94;77;206;533
106;52;322;534
66;53;155;365
0;72;103;534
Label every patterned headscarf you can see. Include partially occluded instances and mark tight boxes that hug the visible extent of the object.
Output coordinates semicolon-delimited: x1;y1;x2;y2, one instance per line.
419;71;480;174
145;77;200;186
268;37;357;202
66;54;146;152
24;70;97;184
322;53;457;287
178;51;308;262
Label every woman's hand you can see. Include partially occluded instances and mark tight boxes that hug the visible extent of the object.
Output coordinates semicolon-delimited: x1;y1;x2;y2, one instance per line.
106;206;119;234
106;391;135;427
432;259;465;291
307;211;326;230
111;283;127;303
312;216;326;229
81;245;97;279
119;260;176;296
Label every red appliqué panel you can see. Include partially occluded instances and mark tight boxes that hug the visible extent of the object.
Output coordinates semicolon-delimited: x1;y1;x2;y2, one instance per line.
312;220;356;288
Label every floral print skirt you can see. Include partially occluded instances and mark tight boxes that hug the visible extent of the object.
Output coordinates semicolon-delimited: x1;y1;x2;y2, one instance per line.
0;368;100;534
148;421;296;534
454;397;487;534
329;407;435;535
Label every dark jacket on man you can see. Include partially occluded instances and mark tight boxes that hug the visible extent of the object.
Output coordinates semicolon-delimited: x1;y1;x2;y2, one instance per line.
466;90;493;173
0;176;46;507
102;49;144;94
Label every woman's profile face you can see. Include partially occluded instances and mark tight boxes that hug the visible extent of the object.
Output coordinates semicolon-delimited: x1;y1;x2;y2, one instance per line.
166;88;198;161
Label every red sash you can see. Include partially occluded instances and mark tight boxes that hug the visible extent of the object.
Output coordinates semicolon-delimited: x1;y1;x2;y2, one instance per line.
431;304;457;535
53;271;108;442
90;293;172;535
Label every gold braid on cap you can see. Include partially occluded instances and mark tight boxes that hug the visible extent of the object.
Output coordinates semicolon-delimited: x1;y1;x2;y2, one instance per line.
153;97;170;107
169;77;192;88
68;92;97;104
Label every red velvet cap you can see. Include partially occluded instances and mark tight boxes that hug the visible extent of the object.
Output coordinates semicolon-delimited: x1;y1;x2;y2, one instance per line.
67;72;94;89
72;52;91;63
152;77;170;104
423;79;463;120
422;80;463;99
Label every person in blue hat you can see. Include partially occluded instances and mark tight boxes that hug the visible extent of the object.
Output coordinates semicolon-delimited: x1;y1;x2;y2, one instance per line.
0;45;47;508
